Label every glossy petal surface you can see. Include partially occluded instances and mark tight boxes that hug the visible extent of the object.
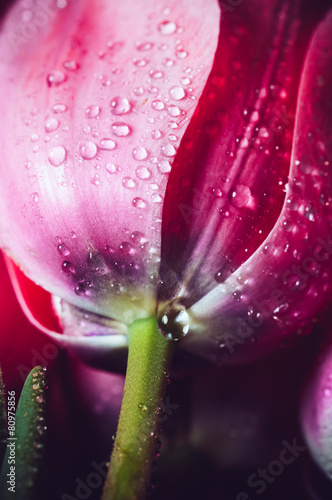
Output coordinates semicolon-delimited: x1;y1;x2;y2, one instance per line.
182;9;332;363
0;0;219;323
161;0;301;303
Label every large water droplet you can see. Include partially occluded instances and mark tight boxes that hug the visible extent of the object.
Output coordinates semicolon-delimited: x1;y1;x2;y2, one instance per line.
79;141;98;159
169;86;186;101
112;122;132;137
132;146;148;160
158;301;190;341
158;160;172;174
230;185;252;208
110;96;131;115
48;146;66;167
158;20;177;36
53;103;67;114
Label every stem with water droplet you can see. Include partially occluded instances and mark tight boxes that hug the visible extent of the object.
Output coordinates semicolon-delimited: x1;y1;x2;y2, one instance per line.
102;316;173;500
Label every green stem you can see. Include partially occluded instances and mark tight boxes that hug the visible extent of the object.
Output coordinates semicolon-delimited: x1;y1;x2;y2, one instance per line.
102;316;173;500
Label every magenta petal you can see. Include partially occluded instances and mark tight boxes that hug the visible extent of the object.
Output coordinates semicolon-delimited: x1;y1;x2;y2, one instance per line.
161;0;303;302
0;0;219;323
181;9;332;363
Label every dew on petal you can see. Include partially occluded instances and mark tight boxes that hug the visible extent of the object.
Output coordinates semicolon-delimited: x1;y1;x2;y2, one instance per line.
112;122;132;137
158;160;172;174
158;301;190;341
122;177;136;189
158;20;177;36
167;105;181;117
44;118;60;133
57;243;70;256
151;100;165;111
79;141;98;159
63;60;80;71
151;129;163;139
48;146;66;167
133;87;144;96
151;193;163;203
85;105;101;118
136;41;154;51
175;50;188;59
62;260;76;275
53;104;67;114
149;70;164;79
47;70;67;87
230;185;252;208
110;96;132;115
99;138;116;150
161;144;177;157
136;166;151;180
133;58;149;67
132;197;147;209
169;86;186;101
162;58;174;67
132;146;148;161
106;163;118;174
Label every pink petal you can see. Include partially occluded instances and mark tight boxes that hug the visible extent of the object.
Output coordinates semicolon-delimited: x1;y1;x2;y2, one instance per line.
0;0;219;324
182;8;332;363
161;0;302;303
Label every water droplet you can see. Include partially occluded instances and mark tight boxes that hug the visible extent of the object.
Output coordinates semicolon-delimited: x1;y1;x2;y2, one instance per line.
133;87;144;96
44;118;60;133
175;50;188;59
136;41;153;51
36;395;43;403
85;105;101;118
106;163;118;174
47;70;67;87
62;260;76;275
161;144;176;157
110;96;131;115
158;20;177;36
305;205;317;222
151;129;163;139
180;77;191;85
53;103;67;114
131;231;145;245
63;60;79;71
132;146;148;161
90;175;100;186
230;185;252;208
158;160;172;174
169;86;186;101
132;197;147;209
133;58;149;67
57;243;70;256
158;300;190;341
138;403;148;411
48;146;66;167
151;100;165;111
151;193;163;203
31;192;39;203
79;141;98;159
162;58;174;67
136;166;151;180
112;122;132;137
167;105;181;117
122;177;136;189
235;136;249;148
99;138;116;150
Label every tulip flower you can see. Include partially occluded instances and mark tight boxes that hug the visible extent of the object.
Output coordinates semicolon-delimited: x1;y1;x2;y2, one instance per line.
0;0;332;498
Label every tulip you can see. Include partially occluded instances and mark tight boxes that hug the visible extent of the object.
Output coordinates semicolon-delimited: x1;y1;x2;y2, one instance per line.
0;0;332;498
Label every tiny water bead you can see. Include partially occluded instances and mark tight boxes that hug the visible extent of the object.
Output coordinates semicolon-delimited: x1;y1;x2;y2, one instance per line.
44;118;60;133
132;146;148;160
99;138;116;150
85;105;101;118
157;300;190;341
169;86;186;101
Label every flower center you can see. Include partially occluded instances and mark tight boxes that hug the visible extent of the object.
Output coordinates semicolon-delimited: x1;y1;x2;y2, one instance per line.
157;300;190;341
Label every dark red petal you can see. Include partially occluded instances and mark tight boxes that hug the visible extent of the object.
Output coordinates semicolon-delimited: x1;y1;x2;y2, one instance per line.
161;0;303;303
182;9;332;364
